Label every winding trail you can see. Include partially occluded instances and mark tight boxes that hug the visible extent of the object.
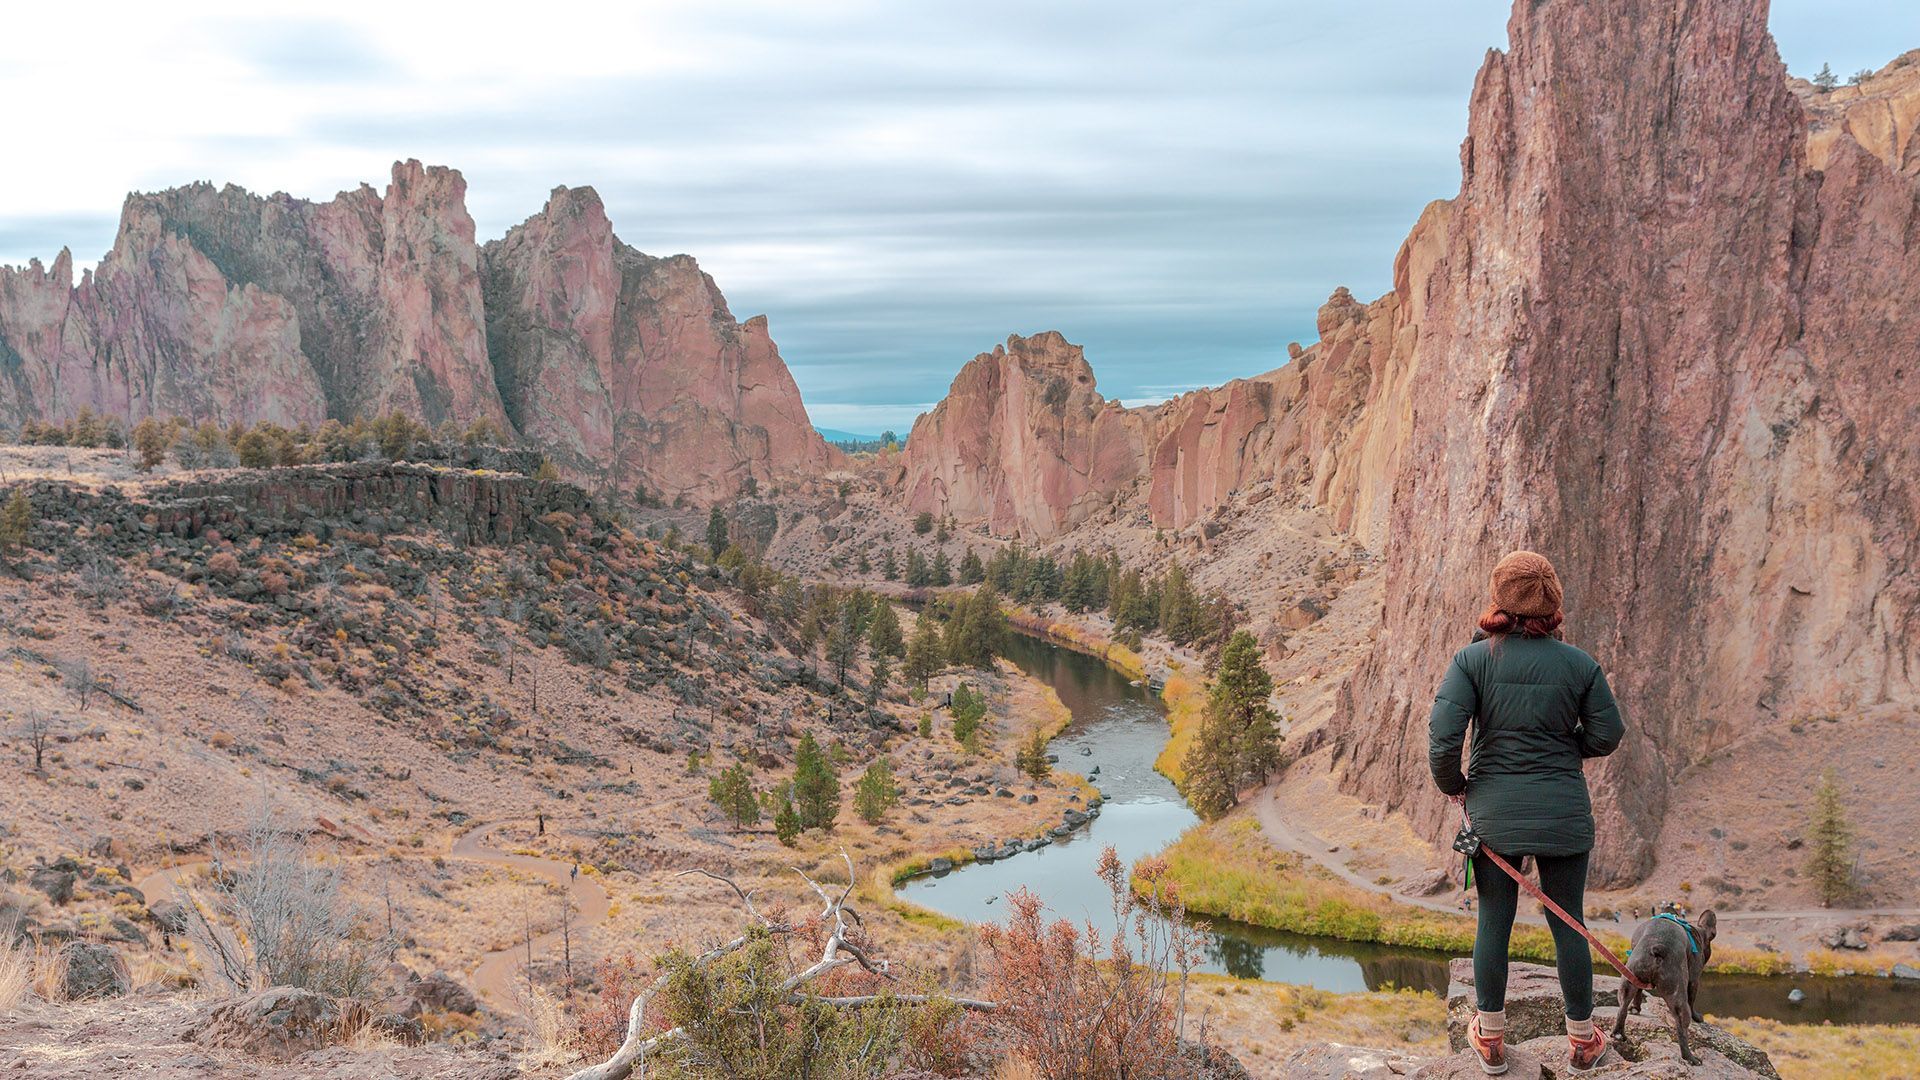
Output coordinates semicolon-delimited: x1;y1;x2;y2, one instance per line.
449;821;613;1010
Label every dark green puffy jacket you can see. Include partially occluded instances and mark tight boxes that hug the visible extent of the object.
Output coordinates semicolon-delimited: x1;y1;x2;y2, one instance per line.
1428;634;1625;857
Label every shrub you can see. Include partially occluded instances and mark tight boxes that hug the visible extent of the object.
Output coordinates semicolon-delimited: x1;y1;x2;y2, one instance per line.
979;847;1202;1079
182;801;396;998
853;759;899;825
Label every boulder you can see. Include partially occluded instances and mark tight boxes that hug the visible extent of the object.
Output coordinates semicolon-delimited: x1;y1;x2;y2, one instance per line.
1445;959;1779;1078
1883;923;1920;942
52;940;131;1000
191;986;347;1060
407;970;480;1016
1891;963;1920;981
1819;926;1869;950
1399;868;1454;897
27;867;76;905
1279;1042;1428;1078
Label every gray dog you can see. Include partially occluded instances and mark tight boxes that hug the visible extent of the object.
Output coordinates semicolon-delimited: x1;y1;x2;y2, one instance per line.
1612;908;1717;1065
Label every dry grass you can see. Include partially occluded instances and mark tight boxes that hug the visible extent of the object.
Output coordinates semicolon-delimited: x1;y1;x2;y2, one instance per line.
0;938;35;1013
519;984;581;1070
1719;1017;1920;1080
1153;667;1205;785
1188;973;1446;1067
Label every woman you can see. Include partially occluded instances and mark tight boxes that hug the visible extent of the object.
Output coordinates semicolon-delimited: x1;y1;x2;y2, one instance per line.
1428;551;1624;1074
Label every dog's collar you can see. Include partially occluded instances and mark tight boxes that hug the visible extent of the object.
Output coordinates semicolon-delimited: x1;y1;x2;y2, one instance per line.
1651;912;1700;954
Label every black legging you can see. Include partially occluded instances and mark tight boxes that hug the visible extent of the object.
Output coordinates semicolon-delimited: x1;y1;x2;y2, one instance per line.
1471;849;1593;1020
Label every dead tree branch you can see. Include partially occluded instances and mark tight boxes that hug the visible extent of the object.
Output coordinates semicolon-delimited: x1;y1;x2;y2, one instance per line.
564;853;994;1080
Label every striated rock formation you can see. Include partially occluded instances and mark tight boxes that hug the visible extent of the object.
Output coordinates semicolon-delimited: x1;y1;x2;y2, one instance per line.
896;1;1920;886
0;163;831;504
1327;0;1920;885
899;332;1147;538
482;185;835;504
897;289;1419;543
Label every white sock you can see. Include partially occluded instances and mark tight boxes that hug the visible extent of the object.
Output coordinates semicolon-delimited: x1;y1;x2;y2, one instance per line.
1478;1009;1507;1035
1567;1016;1595;1039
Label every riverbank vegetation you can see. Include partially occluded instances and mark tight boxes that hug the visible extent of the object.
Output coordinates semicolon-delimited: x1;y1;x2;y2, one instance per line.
1719;1017;1920;1080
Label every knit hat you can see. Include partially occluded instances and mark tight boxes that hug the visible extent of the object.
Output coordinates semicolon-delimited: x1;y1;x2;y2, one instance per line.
1490;550;1562;618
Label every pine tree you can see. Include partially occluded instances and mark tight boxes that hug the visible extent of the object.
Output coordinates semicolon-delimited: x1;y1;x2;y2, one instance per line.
1182;631;1280;817
772;790;801;846
1812;62;1838;91
1183;709;1241;820
1217;631;1282;784
0;489;33;551
792;732;841;831
706;507;730;560
904;549;931;587
825;601;862;687
944;586;1006;669
708;763;760;831
1016;727;1052;780
959;548;985;585
903;615;944;690
881;548;899;581
931;549;953;587
854;758;900;824
1807;768;1855;907
866;602;904;659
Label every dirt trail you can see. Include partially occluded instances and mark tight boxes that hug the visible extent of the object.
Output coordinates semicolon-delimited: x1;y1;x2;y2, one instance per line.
1253;793;1920;931
450;821;611;1010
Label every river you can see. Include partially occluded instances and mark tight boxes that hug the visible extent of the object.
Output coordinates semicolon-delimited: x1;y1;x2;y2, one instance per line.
896;630;1918;1025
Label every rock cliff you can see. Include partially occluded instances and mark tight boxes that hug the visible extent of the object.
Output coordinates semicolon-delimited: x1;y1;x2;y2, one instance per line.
0;163;831;504
482;186;834;504
895;0;1920;886
1327;0;1920;886
898;332;1147;538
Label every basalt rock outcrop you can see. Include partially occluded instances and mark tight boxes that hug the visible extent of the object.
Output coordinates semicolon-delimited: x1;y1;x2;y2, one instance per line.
0;162;832;504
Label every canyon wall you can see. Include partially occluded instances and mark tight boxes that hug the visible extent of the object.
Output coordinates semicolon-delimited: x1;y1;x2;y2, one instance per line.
482;186;833;504
1327;0;1920;885
896;0;1919;885
0;162;832;504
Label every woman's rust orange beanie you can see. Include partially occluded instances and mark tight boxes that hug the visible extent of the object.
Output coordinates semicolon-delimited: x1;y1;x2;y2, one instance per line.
1490;550;1562;618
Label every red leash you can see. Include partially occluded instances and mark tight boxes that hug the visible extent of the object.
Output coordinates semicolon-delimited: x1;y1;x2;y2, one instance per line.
1460;806;1651;992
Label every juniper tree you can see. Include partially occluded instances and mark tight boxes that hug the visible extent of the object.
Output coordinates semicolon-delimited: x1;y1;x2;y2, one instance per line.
866;602;904;660
903;615;944;690
1016;727;1052;781
959;548;985;586
708;762;760;831
854;758;900;825
0;489;32;551
792;732;841;831
706;507;730;560
1807;768;1855;908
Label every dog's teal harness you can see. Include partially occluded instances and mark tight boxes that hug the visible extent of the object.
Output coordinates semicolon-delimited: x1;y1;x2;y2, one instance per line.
1634;912;1700;956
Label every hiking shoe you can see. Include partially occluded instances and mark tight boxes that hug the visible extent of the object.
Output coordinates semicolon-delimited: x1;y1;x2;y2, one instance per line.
1467;1014;1508;1075
1568;1025;1610;1071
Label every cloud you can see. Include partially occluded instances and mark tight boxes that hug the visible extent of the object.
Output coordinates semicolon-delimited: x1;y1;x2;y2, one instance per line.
2;0;1912;421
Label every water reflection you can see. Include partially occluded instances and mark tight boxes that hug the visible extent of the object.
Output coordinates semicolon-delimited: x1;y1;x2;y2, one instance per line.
896;630;1904;1024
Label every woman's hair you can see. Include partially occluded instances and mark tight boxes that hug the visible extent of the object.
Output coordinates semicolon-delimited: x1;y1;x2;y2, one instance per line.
1478;603;1563;638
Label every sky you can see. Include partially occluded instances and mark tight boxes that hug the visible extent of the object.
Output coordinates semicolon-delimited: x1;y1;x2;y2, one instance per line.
2;2;1913;436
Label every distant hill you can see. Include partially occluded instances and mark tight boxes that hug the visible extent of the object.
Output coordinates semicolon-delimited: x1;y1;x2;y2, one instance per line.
814;427;881;444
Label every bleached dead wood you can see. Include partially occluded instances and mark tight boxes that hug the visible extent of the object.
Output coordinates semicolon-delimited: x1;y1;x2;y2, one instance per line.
564;852;994;1080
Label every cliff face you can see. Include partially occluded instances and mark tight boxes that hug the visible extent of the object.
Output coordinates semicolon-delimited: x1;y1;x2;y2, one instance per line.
899;332;1148;538
894;0;1920;885
1328;0;1920;885
482;186;835;504
0;163;830;504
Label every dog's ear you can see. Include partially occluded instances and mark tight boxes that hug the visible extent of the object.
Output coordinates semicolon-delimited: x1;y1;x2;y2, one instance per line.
1699;909;1718;941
